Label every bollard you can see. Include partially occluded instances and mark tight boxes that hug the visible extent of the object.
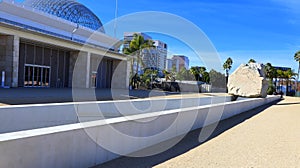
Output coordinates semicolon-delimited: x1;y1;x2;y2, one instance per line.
1;71;5;88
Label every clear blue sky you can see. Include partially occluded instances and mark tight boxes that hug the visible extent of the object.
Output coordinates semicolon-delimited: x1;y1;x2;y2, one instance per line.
78;0;300;72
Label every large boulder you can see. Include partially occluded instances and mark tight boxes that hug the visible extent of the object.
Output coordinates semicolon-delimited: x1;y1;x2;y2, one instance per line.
228;63;268;98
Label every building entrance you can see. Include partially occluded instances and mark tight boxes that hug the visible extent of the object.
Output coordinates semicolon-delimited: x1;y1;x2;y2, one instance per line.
24;64;50;87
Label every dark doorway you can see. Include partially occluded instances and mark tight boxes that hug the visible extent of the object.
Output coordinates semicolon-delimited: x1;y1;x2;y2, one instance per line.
96;59;113;88
24;64;50;87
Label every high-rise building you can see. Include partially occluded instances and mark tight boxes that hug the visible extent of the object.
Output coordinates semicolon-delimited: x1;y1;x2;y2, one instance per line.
166;59;173;72
165;58;180;72
172;58;180;72
123;32;152;49
124;32;167;72
172;55;190;71
142;40;167;70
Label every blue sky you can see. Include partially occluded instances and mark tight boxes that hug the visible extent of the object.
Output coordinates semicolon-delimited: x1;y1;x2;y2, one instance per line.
78;0;300;72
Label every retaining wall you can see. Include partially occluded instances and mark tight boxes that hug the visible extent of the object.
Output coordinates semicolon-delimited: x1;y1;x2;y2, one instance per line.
0;96;280;168
0;96;232;133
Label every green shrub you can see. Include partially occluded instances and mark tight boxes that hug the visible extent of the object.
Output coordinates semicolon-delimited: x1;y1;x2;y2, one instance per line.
267;81;275;95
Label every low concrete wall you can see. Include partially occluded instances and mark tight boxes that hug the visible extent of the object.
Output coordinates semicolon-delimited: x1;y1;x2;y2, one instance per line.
0;96;232;134
0;96;280;168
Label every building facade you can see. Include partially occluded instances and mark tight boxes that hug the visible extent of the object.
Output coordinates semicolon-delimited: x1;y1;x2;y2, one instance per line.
0;0;129;88
171;55;189;72
142;40;167;71
153;40;167;70
123;32;167;72
166;59;173;72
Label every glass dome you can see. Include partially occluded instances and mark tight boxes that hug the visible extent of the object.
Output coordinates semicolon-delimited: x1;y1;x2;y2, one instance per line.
24;0;105;33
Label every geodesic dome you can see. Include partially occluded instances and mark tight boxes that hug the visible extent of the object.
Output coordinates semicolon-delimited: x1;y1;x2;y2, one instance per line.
24;0;105;32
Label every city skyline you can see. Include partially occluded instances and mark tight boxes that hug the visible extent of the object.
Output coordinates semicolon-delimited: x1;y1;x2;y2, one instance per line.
78;0;300;73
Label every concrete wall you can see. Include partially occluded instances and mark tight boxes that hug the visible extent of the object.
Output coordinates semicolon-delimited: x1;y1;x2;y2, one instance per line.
0;35;19;87
0;96;232;134
111;60;130;89
69;52;129;89
71;51;90;88
0;96;280;168
177;83;226;93
0;1;129;89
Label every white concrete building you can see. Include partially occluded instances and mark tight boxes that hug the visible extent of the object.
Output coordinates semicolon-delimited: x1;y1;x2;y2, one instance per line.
123;32;167;72
153;40;167;70
0;0;129;89
142;40;167;70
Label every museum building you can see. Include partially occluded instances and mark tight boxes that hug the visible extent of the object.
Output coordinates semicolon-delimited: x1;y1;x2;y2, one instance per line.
0;0;129;88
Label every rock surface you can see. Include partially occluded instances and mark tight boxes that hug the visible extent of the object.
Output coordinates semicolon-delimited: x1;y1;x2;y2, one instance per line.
228;63;268;98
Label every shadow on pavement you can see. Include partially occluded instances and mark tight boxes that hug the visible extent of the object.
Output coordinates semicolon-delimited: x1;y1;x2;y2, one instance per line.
94;100;281;168
0;88;180;105
274;102;300;106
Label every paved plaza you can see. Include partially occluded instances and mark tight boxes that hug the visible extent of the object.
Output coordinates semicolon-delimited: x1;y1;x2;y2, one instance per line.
0;88;228;106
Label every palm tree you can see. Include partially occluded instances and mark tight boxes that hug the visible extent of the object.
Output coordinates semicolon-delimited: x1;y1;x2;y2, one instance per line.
202;72;210;83
277;69;297;95
190;67;200;81
265;63;276;94
265;63;273;78
265;63;277;82
162;70;170;81
190;66;207;81
294;51;300;93
199;67;207;78
285;69;297;95
123;46;135;78
123;33;154;74
276;69;284;92
248;59;256;63
223;57;233;92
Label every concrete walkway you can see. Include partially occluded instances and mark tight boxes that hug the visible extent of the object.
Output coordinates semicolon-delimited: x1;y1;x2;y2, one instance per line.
96;97;300;168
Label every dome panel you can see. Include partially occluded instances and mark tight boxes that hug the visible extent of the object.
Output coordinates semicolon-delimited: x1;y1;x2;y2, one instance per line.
24;0;105;33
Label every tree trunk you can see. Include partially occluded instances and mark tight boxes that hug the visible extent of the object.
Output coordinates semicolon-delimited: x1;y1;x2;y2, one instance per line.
135;55;139;75
135;50;142;75
129;57;134;86
286;78;289;96
297;62;300;93
226;70;229;93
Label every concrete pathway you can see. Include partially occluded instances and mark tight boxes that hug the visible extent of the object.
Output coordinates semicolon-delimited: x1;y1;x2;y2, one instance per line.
96;97;300;168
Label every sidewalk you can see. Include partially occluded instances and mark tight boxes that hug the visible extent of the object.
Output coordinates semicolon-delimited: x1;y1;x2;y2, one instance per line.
96;97;300;168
